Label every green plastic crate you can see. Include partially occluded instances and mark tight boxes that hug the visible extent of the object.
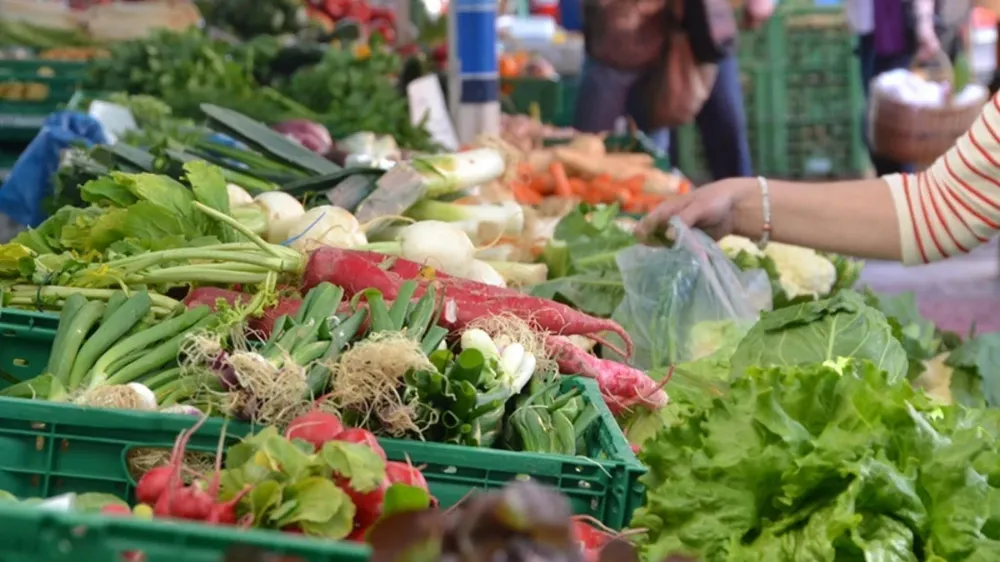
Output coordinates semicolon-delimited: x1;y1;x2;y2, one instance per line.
0;501;368;562
0;60;87;142
0;308;59;388
501;77;564;122
675;4;867;181
0;367;642;528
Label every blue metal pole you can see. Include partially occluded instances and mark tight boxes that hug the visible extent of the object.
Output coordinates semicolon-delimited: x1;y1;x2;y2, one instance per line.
452;0;500;143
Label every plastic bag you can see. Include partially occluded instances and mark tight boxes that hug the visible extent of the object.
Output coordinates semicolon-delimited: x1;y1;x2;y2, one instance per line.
610;218;771;370
0;111;108;230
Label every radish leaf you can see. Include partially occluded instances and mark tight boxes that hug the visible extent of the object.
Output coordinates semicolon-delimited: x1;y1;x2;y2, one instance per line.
320;441;385;493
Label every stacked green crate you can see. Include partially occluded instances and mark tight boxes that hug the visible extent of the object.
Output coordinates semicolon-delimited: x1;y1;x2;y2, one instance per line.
773;6;867;179
674;19;776;182
674;4;867;182
0;60;87;142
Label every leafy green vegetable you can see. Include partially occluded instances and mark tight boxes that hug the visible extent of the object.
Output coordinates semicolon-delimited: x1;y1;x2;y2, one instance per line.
404;348;509;447
730;291;908;382
633;359;1000;562
530;204;633;318
945;332;1000;408
863;289;960;381
382;484;433;518
220;426;380;539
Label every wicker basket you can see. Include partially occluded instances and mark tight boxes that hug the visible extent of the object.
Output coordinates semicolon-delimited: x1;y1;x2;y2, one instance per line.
870;53;987;165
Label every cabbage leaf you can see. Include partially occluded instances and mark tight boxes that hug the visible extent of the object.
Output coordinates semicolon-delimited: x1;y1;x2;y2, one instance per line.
730;291;908;382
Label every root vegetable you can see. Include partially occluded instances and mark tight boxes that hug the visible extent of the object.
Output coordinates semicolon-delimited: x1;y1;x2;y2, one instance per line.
126;382;157;409
143;415;209;517
206;486;252;525
252;191;306;242
363;220;476;276
461;329;500;358
567;135;606;157
283;205;367;252
183;288;302;339
339;476;389;528
385;461;429;491
545;335;667;415
302;249;633;356
227;184;254;207
463;260;506;287
286;411;346;451
101;504;132;516
335;428;387;461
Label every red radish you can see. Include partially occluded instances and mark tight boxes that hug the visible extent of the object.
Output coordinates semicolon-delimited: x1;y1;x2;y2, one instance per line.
205;486;253;525
286;410;345;451
335;428;387;461
143;416;209;517
572;517;613;550
546;335;669;415
385;461;429;491
135;429;188;505
338;476;389;528
170;485;215;521
302;248;633;357
282;525;305;534
183;288;302;339
271;120;333;154
101;504;132;516
347;525;369;543
135;465;173;506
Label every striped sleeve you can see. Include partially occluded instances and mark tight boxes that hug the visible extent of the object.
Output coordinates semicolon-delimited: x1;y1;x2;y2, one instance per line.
884;93;1000;265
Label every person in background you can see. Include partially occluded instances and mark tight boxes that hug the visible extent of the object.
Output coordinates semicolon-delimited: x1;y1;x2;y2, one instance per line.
634;88;1000;266
849;0;942;176
573;0;772;180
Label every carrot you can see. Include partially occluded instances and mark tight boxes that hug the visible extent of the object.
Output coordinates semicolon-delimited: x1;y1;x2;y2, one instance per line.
301;249;634;357
568;178;588;196
513;183;543;204
621;175;645;193
528;173;552;195
549;161;572;197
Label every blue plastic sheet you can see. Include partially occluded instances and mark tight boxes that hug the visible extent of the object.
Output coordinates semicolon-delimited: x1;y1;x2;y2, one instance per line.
0;111;108;228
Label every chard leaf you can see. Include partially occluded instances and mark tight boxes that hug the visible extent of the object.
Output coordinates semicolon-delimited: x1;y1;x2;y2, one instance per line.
81;176;138;208
184;160;236;243
122;201;195;240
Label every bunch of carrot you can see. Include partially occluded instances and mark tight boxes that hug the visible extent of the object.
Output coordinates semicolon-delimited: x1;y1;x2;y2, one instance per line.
510;162;682;214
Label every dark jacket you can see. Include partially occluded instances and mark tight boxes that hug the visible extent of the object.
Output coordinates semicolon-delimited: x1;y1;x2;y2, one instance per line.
582;0;670;70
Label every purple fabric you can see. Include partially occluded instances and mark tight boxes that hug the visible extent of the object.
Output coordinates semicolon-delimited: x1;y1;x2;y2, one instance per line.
874;0;909;56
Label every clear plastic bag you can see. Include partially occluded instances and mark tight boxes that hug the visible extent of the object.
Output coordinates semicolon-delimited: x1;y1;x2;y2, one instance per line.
610;218;771;370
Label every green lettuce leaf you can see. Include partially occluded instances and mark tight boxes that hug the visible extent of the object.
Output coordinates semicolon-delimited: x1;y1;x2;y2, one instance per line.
633;359;1000;562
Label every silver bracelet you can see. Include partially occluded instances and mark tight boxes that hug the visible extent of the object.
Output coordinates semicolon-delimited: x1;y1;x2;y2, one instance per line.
756;176;772;250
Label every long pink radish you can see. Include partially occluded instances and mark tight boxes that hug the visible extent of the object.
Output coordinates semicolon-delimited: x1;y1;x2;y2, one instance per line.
303;248;634;356
545;335;669;415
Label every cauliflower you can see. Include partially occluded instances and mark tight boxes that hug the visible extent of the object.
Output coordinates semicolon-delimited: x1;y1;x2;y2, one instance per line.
763;242;837;299
717;235;764;258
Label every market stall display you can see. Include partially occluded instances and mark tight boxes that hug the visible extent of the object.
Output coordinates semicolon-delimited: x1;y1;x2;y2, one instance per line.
0;2;998;561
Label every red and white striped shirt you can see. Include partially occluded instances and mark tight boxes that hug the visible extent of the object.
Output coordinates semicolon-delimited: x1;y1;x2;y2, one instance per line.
886;93;1000;265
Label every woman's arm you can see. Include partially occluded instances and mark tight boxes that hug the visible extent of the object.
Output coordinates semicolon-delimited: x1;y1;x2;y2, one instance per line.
728;93;1000;265
727;177;903;261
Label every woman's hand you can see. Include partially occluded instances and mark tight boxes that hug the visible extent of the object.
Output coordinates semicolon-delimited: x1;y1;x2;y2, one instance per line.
636;178;752;244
